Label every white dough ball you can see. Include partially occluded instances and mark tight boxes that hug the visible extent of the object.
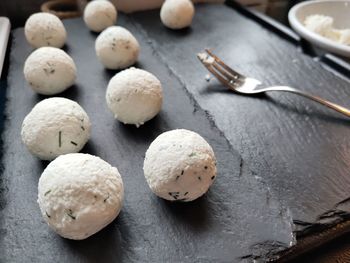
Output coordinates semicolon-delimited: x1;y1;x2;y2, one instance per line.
21;98;91;160
38;153;124;240
143;129;217;201
95;26;140;69
84;0;118;32
24;12;67;48
24;47;77;95
106;67;163;127
160;0;195;30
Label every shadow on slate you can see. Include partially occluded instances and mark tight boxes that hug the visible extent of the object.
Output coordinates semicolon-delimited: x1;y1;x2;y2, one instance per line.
33;84;82;104
266;95;350;126
130;3;350;241
0;14;294;263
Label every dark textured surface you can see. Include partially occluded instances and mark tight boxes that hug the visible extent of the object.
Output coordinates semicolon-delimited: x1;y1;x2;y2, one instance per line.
0;13;294;263
130;4;350;231
3;3;350;262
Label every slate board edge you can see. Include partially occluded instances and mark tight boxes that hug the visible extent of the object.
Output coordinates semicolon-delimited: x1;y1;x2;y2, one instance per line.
0;33;14;257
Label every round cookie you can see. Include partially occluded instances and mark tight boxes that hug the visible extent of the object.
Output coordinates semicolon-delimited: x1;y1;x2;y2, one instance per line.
95;26;140;69
160;0;195;30
143;129;217;201
24;47;77;95
38;153;124;240
84;0;118;32
24;12;67;48
106;67;163;127
21;97;91;160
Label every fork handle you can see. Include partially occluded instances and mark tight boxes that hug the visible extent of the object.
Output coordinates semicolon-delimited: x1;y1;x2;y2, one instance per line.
266;86;350;118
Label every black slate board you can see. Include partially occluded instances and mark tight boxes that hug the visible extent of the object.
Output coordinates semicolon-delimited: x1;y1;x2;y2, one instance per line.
130;3;350;235
0;13;295;263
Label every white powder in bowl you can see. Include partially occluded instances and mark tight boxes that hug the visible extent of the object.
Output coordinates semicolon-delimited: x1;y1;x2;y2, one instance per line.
304;14;350;46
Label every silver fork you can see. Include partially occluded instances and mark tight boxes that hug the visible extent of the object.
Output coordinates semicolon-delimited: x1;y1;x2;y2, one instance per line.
197;49;350;118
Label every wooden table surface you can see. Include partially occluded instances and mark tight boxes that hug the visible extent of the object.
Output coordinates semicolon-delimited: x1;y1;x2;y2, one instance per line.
1;2;350;262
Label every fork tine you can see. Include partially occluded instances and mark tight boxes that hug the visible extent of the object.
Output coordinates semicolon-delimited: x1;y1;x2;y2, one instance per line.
205;49;243;78
201;62;235;91
211;61;236;82
197;51;236;91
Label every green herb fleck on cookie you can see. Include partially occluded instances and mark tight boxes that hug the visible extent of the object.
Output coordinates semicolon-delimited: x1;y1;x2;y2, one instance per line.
67;209;76;220
45;211;51;218
58;131;62;147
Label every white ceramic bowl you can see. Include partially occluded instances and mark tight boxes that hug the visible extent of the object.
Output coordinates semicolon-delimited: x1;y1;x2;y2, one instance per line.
288;0;350;57
0;17;10;78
